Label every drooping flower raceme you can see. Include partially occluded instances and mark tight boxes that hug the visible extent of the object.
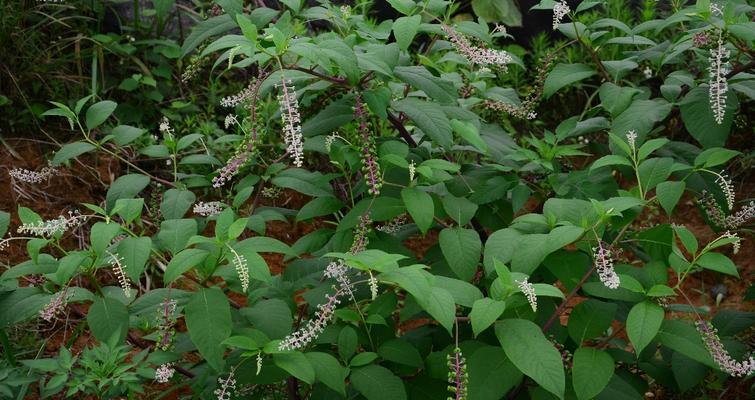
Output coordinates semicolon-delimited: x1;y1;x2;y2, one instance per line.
713;170;736;211
277;76;304;167
226;245;250;293
708;32;730;125
355;94;382;195
447;347;468;400
278;292;341;351
324;260;354;299
696;320;755;377
214;371;237;400
593;241;620;289
9;166;57;184
193;201;224;217
553;1;570;30
17;210;84;238
39;290;70;322
107;251;132;298
516;278;538;312
441;25;512;71
483;53;555;119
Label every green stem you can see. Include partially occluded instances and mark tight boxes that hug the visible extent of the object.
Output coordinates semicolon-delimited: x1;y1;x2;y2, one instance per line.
0;329;16;366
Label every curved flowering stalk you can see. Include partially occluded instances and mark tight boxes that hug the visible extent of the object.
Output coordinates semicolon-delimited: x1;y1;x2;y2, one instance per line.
214;370;237;400
592;241;620;289
483;53;556;120
553;1;570;30
214;74;266;188
277;75;304;167
516;278;538;312
441;24;512;71
350;213;372;254
708;31;730;124
727;202;755;228
354;94;382;196
376;214;407;234
17;210;85;238
107;251;132;298
696;320;755;377
155;298;178;351
703;169;736;211
39;289;71;322
447;347;468;400
278;291;342;351
226;244;250;293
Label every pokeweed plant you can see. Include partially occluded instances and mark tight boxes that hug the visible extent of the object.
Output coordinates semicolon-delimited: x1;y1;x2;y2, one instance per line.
1;0;754;399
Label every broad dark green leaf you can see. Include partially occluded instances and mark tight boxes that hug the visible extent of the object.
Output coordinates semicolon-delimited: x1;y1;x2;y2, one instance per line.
439;227;481;281
392;98;453;148
351;365;407;400
401;187;434;234
544;63;596;99
568;299;617;344
87;296;129;344
160;189;196;220
185;288;232;371
85;100;117;130
304;352;347;395
274;352;315;384
470;298;507;337
573;347;615;400
52;142;96;166
117;237;151;281
393;15;421;50
626;301;664;355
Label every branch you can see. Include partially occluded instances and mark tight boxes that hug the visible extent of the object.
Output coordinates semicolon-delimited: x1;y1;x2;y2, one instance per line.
387;112;417;147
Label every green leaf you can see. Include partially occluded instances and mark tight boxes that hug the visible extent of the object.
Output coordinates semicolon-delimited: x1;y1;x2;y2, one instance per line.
627;301;664;355
568;299;618;344
657;320;716;367
165;248;208;283
379;266;432;300
304;352;347;395
637;138;669;161
439;227;481;281
236;15;257;43
496;319;565;399
85;100;117;130
470;298;507;337
434;275;483;307
599;82;641;117
241;298;292;339
590;154;632;171
117;237;151;281
160;189;196;220
572;347;614;400
394;66;456;105
696;252;738;277
543;63;596;99
392;98;453;148
638;157;673;192
302;95;355;137
52;142;96;166
385;0;417;15
378;339;423;367
647;284;676;297
680;86;738;149
296;197;344;221
467;346;523;400
442;195;478;226
451;119;488;153
694;147;740;168
319;39;360;84
185;288;231;371
350;352;378;367
393;15;421;50
157;219;197;255
87;296;129;344
273;352;315;384
418;287;456;334
401;187;434;234
656;181;685;216
111;125;145;146
90;222;121;255
471;0;522;26
181;15;237;57
0;211;10;238
105;174;150;212
351;365;407;400
113;198;144;223
611;99;672;145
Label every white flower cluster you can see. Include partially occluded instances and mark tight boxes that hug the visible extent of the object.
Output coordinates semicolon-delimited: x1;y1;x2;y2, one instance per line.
277;78;304;167
159;116;174;137
278;292;341;351
39;290;70;322
553;1;570;30
714;170;736;211
324;260;354;299
9;166;57;184
193;201;224;217
626;130;638;151
155;363;175;383
516;278;538;312
220;83;255;107
708;33;730;125
593;242;620;289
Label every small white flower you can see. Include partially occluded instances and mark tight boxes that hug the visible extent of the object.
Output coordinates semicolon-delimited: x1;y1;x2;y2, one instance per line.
214;371;237;400
643;66;653;79
593;242;620;289
714;170;735;211
277;77;304;167
626;130;638;151
224;114;238;129
9;166;57;184
442;25;512;71
408;161;416;182
107;251;132;298
708;32;730;125
227;245;249;293
159;116;174;137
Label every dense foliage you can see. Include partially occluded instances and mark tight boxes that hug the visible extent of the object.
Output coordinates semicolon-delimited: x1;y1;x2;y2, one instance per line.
1;0;754;399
